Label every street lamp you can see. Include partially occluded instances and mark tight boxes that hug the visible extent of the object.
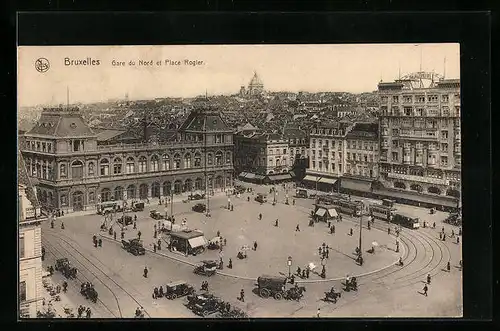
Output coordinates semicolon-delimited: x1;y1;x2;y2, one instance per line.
273;185;277;205
287;256;292;278
320;258;326;279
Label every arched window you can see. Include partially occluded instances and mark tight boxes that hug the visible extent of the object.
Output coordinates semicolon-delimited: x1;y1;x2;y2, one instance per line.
151;182;160;198
184;153;192;168
113;158;122;175
138;156;147;173
126;157;135;174
60;164;67;178
139;184;148;199
60;194;68;206
275;159;280;167
88;191;95;204
173;154;181;169
100;159;109;176
207;153;213;166
214;176;223;189
174;180;182;194
394;182;406;190
127;185;136;199
446;188;460;199
151;155;159;172
215;151;223;165
226;152;231;164
194;153;202;167
88;162;95;176
163;181;172;196
114;186;124;201
428;187;441;195
162;154;170;171
185;178;193;192
71;160;84;179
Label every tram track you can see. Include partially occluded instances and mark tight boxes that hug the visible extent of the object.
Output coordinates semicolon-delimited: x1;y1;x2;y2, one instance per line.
43;229;152;318
41;239;119;317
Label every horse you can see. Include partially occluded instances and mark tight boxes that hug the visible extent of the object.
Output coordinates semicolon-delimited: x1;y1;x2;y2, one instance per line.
286;286;306;301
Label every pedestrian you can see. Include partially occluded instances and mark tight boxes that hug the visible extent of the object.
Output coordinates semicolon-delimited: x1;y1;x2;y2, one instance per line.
98;238;102;247
253;241;258;251
302;269;306;278
349;228;353;236
77;305;83;318
326;245;329;258
51;220;54;228
224;238;227;246
61;221;65;229
316;308;321;318
121;231;125;239
247;196;250;202
228;258;233;269
133;221;137;229
94;238;98;248
153;243;157;252
423;221;426;228
217;230;220;237
332;224;336;233
296;224;300;232
138;231;142;239
439;232;442;240
422;284;428;296
86;307;92;318
275;219;279;227
154;230;157;239
293;199;295;205
158;239;162;250
367;222;371;230
456;236;460;244
446;261;451;272
459;260;462;270
159;286;164;298
258;213;262;220
443;234;446;242
239;289;245;302
306;267;310;278
442;226;445;233
459;227;462;236
396;241;399;253
113;231;117;240
143;266;148;278
388;227;391;235
339;214;343;222
318;247;322;255
427;273;431;284
154;224;157;231
433;222;436;229
61;210;64;216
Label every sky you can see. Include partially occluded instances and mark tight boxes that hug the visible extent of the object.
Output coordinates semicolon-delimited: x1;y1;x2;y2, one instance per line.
18;44;460;107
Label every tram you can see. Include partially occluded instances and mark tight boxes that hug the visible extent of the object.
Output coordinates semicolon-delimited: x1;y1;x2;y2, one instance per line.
391;212;420;229
331;200;363;217
369;203;396;221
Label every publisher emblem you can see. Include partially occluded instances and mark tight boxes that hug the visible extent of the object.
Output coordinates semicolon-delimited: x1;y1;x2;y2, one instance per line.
35;58;50;73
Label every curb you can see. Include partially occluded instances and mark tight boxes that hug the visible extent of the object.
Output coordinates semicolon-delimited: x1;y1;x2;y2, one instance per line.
99;229;405;284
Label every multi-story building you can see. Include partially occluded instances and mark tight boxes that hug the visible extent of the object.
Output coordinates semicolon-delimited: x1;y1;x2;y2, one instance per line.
345;122;379;178
21;107;234;213
303;121;353;191
239;72;265;97
18;154;45;318
234;130;292;182
377;73;461;201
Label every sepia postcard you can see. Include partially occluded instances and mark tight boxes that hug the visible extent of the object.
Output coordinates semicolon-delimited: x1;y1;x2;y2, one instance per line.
18;44;462;319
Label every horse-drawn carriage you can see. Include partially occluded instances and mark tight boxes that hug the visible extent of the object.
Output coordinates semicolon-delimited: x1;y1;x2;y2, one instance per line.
55;258;78;279
207;237;221;250
256;275;287;300
80;283;98;303
284;284;306;301
343;277;358;292
323;287;342;303
193;260;218;277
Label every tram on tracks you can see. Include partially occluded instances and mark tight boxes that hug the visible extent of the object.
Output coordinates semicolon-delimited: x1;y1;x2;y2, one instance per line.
369;203;397;221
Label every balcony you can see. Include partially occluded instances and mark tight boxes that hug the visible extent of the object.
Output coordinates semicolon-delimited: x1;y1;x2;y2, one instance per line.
387;172;447;186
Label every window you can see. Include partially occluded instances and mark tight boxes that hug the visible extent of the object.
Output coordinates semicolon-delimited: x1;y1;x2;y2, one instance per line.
36;142;40;151
392;152;398;162
113;158;122;174
441;131;448;139
226;152;231;164
88;192;95;204
19;236;25;258
126;157;135;173
312;161;316;168
73;140;81;152
207;153;213;166
442;95;449;102
173;154;181;169
441;156;448;166
441;143;448;152
100;159;109;176
138;156;147;173
404;107;413;116
331;151;335;159
19;281;26;302
283;148;287;154
194;153;201;167
184;153;191;168
60;194;68;206
88;162;94;176
71;161;84;179
161;155;170;171
42;142;46;152
347;152;351;160
392;96;399;103
403;95;413;103
416;95;425;103
60;164;67;178
364;155;368;162
216;134;222;143
151;155;159;172
428;95;438;103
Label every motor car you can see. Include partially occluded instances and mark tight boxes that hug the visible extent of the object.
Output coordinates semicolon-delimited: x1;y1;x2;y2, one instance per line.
188;193;205;201
164;281;195;300
150;210;164;220
193;260;218;276
254;194;267;204
192;203;207;213
121;238;146;255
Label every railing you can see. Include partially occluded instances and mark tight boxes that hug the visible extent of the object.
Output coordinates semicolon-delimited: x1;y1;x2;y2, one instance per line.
387;172;448;185
98;141;233;152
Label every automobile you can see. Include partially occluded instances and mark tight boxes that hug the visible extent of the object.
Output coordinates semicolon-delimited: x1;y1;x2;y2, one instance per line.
164;280;195;300
186;292;224;317
254;193;267;204
131;202;145;212
295;189;308;198
188;193;205;201
444;213;462;226
233;185;246;195
117;215;133;226
55;258;78;279
121;238;146;255
193;260;218;276
150;210;164;220
256;275;287;300
192;203;207;213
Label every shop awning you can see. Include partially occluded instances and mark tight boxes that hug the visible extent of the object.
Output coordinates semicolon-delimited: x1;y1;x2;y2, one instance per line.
319;177;337;185
188;236;207;249
238;172;248;178
315;208;326;216
328;208;338;217
373;188;458;208
268;174;292;181
341;178;372;192
245;173;256;179
254;175;265;180
303;175;320;182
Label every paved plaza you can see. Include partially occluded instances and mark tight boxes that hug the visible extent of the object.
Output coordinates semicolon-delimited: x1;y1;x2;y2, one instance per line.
41;184;462;318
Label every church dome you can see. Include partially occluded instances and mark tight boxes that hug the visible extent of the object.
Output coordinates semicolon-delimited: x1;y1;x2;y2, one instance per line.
249;72;263;87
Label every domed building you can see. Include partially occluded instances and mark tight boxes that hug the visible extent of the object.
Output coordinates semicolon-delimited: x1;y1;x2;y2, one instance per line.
240;71;265;97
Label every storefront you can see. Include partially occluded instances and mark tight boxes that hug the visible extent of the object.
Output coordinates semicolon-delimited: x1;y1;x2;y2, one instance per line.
168;230;208;256
313;204;339;222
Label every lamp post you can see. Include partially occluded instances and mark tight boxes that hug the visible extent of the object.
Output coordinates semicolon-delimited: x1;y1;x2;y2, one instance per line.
273;184;277;205
320;257;326;279
287;256;292;278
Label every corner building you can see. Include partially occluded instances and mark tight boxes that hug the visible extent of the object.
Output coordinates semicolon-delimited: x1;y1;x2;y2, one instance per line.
377;75;461;203
21;107;234;213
